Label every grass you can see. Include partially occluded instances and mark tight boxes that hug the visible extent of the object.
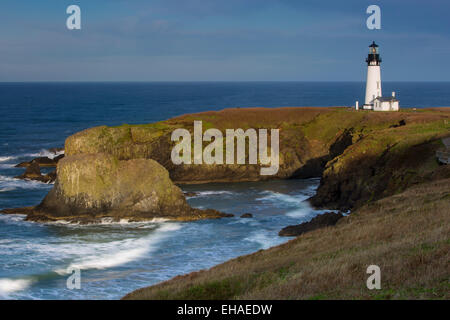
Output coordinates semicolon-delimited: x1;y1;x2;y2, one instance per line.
124;178;450;300
66;107;449;158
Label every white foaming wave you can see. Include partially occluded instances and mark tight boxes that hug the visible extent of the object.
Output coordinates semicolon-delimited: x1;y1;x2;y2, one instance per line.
0;156;17;163
0;149;64;164
191;205;205;209
191;191;235;197
256;191;309;206
99;217;170;225
27;149;64;160
285;208;313;219
0;278;34;297
0;214;27;224
54;222;182;274
244;231;282;250
0;215;36;230
48;220;72;225
302;184;318;195
0;175;53;192
284;199;316;218
59;247;149;273
228;218;260;226
46;217;170;226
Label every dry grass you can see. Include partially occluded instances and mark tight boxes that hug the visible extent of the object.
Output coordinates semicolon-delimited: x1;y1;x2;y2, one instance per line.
124;178;450;300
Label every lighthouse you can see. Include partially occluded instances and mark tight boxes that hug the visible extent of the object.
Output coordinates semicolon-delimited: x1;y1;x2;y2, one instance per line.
361;41;400;111
364;41;382;108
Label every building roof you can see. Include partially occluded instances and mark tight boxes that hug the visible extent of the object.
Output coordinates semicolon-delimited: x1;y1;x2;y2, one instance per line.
375;96;399;102
369;41;379;48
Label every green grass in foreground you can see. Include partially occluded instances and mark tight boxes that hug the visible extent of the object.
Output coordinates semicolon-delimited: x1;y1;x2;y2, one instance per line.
124;178;450;300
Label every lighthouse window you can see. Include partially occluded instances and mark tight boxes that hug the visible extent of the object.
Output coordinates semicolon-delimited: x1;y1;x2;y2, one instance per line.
377;82;380;89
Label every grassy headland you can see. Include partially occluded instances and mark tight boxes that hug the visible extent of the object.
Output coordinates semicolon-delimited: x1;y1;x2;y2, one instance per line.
118;107;449;300
2;107;449;294
65;107;450;210
124;178;450;300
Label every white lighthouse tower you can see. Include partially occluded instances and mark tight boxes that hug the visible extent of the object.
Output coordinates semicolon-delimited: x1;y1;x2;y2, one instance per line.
363;41;382;109
361;41;399;111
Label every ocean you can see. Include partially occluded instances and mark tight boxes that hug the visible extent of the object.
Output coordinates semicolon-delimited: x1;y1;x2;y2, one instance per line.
0;82;449;299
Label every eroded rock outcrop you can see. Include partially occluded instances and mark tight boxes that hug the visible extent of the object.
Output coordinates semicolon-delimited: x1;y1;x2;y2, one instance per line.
310;124;450;210
15;155;64;168
14;160;57;183
279;212;343;237
63;108;365;184
60;107;450;212
14;151;64;183
22;153;231;223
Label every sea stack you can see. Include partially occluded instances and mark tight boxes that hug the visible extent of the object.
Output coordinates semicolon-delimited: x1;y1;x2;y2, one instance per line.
25;153;230;223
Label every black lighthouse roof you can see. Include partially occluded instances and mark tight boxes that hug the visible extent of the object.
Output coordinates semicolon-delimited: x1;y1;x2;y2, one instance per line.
366;41;381;65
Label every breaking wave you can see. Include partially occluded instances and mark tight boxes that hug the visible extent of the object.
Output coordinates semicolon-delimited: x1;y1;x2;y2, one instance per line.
244;231;282;250
0;156;17;163
189;191;235;198
45;217;170;226
0;175;53;192
27;149;64;160
256;191;309;206
53;223;181;274
0;278;34;297
0;149;64;164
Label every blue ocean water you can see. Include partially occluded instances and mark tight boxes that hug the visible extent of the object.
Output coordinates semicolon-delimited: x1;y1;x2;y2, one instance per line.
0;82;449;299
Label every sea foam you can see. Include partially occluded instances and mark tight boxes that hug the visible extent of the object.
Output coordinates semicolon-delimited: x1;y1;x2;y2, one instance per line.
0;175;54;192
0;156;17;163
0;278;34;297
54;222;182;275
244;231;281;250
27;149;64;160
190;191;235;197
256;191;309;206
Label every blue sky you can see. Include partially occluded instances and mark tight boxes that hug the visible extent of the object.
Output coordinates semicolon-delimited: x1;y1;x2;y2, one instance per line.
0;0;449;81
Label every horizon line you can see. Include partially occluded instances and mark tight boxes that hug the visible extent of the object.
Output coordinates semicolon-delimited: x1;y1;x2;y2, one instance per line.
1;80;450;84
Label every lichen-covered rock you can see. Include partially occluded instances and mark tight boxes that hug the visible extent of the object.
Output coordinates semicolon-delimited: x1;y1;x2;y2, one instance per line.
25;153;229;223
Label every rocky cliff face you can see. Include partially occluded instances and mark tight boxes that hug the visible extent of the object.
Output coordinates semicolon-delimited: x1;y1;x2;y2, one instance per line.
26;153;229;223
63;107;449;210
3;107;449;222
310;117;450;210
63;108;365;184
